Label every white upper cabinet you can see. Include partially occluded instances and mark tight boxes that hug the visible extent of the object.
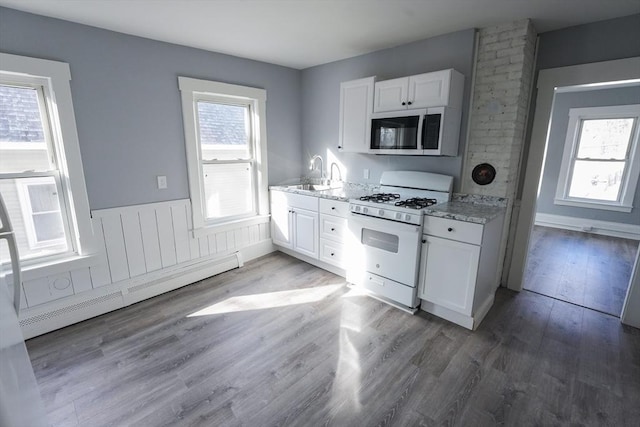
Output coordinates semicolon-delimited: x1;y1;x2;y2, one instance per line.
373;77;408;112
338;76;375;153
373;69;464;113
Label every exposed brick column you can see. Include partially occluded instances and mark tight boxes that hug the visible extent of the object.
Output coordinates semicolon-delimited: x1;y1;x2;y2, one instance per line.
462;19;537;284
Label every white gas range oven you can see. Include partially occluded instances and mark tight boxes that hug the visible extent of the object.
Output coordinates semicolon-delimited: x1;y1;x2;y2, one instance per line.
346;171;453;313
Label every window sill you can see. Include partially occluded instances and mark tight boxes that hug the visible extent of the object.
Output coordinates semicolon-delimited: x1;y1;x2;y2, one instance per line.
554;198;633;213
191;214;271;238
20;253;103;282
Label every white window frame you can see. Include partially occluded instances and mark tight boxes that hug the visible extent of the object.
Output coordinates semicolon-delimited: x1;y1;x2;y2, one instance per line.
555;104;640;212
178;76;269;236
0;53;99;275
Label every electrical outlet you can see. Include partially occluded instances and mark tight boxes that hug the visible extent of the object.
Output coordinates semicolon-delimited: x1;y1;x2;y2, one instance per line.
157;175;167;189
363;169;370;179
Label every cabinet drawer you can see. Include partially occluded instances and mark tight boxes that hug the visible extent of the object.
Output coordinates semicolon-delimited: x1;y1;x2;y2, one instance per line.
320;215;347;243
423;216;483;245
270;190;318;211
319;238;345;267
319;198;350;217
361;272;417;308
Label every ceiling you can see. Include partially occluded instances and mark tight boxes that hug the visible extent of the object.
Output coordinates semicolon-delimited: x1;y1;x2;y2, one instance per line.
1;0;638;69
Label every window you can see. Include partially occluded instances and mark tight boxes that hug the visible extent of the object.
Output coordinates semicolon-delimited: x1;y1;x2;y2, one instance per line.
0;53;97;268
179;77;269;232
16;177;67;249
555;104;640;212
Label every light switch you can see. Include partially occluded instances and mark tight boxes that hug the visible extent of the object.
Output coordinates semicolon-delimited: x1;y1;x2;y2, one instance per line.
157;175;167;189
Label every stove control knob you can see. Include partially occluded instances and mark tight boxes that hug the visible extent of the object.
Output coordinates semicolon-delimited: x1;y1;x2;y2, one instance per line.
378;209;384;216
355;206;361;212
395;212;402;220
405;214;411;221
363;207;368;214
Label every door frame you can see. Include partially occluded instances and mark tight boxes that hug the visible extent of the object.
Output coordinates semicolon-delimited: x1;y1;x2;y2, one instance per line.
507;57;640;324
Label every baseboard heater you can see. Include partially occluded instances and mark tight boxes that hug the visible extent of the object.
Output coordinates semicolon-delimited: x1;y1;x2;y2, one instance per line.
18;252;243;339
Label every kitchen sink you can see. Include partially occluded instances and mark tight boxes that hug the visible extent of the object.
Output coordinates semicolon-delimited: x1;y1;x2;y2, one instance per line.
287;184;332;191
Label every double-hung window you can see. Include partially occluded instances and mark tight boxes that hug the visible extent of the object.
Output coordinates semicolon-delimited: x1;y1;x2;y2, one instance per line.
555;104;640;212
179;77;269;233
0;53;96;269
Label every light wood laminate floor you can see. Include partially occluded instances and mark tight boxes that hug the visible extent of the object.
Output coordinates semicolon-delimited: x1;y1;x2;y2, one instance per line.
524;225;639;316
27;252;640;426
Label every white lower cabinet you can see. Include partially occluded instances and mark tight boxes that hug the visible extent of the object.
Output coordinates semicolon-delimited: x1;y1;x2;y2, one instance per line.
270;190;351;268
318;199;350;268
292;208;318;258
270;190;319;259
418;214;504;330
419;236;479;316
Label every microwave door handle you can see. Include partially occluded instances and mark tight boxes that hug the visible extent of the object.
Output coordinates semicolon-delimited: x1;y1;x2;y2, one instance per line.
417;114;425;151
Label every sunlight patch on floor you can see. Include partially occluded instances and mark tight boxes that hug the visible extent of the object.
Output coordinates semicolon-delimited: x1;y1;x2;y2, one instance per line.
187;284;344;316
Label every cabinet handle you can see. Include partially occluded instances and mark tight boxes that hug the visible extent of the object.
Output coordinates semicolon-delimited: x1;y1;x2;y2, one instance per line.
422;239;426;243
331;207;336;210
401;101;406;106
408;101;412;105
331;252;335;256
331;228;335;231
338;145;342;149
447;227;453;232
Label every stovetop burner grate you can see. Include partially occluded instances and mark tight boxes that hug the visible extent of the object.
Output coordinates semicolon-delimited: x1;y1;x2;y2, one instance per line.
394;198;439;209
359;193;401;203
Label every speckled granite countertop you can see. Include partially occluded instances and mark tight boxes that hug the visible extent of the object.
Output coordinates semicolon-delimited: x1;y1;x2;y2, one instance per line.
269;182;378;202
423;194;507;224
270;183;507;224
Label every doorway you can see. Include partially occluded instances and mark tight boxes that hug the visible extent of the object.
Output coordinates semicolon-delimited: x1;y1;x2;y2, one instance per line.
507;57;640;324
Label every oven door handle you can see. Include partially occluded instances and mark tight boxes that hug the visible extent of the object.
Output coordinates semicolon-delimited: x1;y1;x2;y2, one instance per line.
349;212;422;233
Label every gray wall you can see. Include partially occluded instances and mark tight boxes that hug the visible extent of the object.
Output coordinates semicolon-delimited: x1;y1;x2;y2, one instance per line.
536;14;640;71
537;86;640;224
0;7;302;210
299;29;476;190
517;14;640;199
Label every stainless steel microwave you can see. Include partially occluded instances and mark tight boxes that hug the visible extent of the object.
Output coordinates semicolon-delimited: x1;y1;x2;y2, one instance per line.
370;106;461;156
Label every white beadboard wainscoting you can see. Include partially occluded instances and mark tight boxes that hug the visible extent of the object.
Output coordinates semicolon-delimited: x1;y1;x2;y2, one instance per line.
18;199;273;339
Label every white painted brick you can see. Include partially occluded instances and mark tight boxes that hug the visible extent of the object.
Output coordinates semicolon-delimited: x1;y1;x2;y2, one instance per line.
483;40;512;52
477;56;510;69
496;46;526;58
476;73;510;84
478;50;498;61
480;32;498;45
509;53;526;64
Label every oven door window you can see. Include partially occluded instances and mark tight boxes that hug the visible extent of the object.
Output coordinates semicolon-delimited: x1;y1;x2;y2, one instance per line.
371;116;419;149
361;228;399;253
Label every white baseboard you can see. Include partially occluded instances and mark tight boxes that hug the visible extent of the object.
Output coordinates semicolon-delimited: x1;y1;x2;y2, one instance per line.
535;213;640;240
275;246;346;278
419;300;474;330
19;240;275;339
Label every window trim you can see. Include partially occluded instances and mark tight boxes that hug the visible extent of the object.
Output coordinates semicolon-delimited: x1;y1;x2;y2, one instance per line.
178;76;269;234
554;104;640;212
0;53;99;269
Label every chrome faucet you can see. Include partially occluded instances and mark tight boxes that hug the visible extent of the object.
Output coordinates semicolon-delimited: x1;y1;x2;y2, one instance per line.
309;154;325;181
330;162;342;182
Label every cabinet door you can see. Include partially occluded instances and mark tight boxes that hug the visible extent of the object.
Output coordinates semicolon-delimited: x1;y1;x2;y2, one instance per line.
419;235;479;316
373;77;408;112
339;77;375;153
292;208;318;258
271;202;293;249
408;71;451;108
